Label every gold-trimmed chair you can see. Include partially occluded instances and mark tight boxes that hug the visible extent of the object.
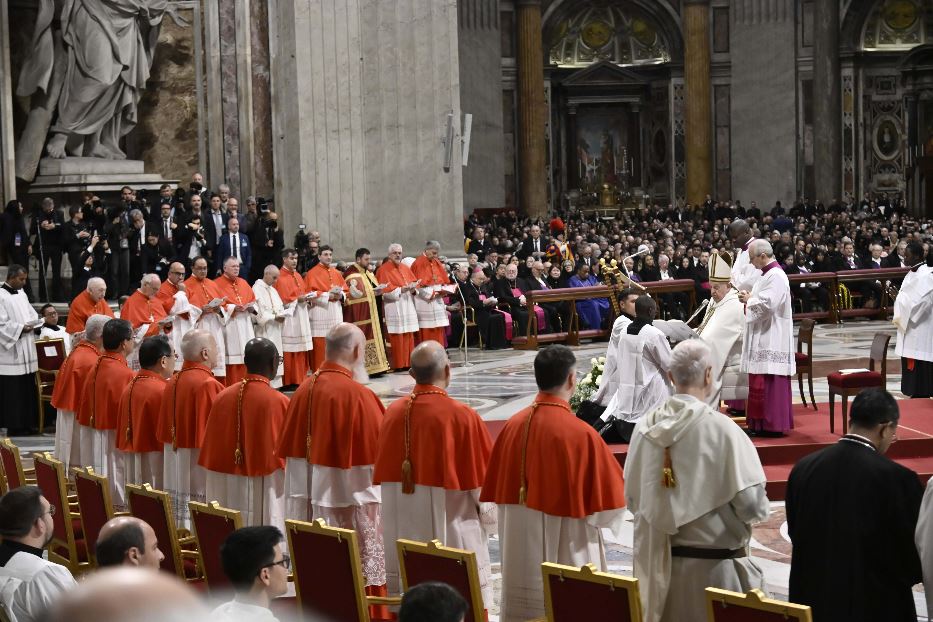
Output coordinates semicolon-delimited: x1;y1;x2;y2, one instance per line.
189;500;243;594
827;332;889;435
126;483;202;583
397;539;484;622
706;587;813;622
542;562;642;622
72;467;119;567
0;438;35;493
34;337;66;433
32;452;88;575
286;518;400;622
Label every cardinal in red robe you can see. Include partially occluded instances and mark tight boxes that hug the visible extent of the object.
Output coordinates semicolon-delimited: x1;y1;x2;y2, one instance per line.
410;242;452;346
65;277;113;334
214;257;258;384
303;246;348;372
375;245;420;370
275;250;314;385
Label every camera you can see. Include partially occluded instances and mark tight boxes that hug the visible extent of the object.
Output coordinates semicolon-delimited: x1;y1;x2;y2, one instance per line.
257;197;271;213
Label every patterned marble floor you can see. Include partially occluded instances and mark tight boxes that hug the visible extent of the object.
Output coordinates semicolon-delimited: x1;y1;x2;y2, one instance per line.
11;319;927;619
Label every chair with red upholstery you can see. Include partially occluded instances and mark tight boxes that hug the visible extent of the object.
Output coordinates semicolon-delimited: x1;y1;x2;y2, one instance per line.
126;483;202;582
542;562;642;622
73;467;117;567
0;438;35;491
34;337;66;433
795;319;816;409
827;332;890;434
189;500;242;594
32;452;89;575
286;518;400;622
706;587;812;622
397;539;484;622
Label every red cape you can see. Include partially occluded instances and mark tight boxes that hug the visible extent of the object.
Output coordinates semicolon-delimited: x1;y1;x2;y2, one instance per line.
411;254;451;287
50;342;100;412
65;291;113;333
157;361;224;448
76;353;135;430
479;392;626;518
213;275;256;305
120;290;166;337
156;280;183;314
116;370;168;452
275;267;307;303
275;361;384;467
375;261;417;289
198;375;288;477
183;275;224;308
304;263;349;294
373;385;491;491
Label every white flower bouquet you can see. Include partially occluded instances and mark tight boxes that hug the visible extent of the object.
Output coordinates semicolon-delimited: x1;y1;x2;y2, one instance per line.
570;356;606;412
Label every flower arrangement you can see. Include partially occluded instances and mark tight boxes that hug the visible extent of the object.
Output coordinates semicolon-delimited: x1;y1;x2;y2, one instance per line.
570;356;606;412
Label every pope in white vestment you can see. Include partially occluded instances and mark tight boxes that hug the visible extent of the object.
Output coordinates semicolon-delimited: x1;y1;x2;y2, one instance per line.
252;269;286;388
626;340;769;622
893;244;933;398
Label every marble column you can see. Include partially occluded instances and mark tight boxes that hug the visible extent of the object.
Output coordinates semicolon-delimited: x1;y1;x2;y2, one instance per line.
270;0;463;258
813;0;841;202
0;0;14;200
516;0;548;218
683;0;712;205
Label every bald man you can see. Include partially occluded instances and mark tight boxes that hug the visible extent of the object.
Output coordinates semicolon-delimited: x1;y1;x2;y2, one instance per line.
251;265;286;388
66;277;114;334
158;330;224;528
276;323;387;592
120;275;169;372
95;517;165;570
374;341;495;604
200;338;288;530
51;313;110;471
156;262;197;371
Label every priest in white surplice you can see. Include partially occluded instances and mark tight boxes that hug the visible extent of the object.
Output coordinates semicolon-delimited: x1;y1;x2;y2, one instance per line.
0;265;40;435
893;241;933;398
481;345;627;621
738;240;795;437
374;341;496;605
727;219;760;292
252;265;286;388
597;295;672;442
626;340;769;622
695;251;748;409
0;487;78;622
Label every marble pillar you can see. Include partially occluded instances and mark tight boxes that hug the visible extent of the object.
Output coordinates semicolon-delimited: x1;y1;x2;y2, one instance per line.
270;0;463;258
813;0;841;203
0;0;14;200
516;0;548;218
729;0;796;208
459;0;505;214
683;0;712;205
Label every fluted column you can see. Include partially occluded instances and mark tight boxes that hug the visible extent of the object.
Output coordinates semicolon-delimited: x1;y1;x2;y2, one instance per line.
813;0;841;202
683;0;712;205
516;0;547;217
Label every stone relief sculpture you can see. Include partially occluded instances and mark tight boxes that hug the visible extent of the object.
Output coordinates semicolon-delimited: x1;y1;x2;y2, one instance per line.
15;0;183;181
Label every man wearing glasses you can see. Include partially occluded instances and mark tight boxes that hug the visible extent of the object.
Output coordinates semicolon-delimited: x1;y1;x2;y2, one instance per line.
787;389;922;622
213;526;289;621
0;486;78;622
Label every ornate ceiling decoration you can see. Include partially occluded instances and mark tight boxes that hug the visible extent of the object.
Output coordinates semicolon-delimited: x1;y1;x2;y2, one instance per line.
862;0;933;51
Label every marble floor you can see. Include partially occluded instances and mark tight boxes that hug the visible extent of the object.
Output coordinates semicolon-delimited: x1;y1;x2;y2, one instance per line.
11;319;927;620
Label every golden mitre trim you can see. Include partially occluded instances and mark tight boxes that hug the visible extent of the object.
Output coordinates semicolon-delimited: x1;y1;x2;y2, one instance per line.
708;249;734;283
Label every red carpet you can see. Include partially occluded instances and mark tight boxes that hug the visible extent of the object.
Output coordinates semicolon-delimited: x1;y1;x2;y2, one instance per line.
485;399;933;501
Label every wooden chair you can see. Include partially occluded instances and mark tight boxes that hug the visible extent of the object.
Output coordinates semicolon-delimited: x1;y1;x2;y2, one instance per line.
706;587;812;622
73;467;118;567
827;332;890;435
286;518;400;622
397;539;484;622
126;483;202;582
542;562;642;622
459;306;483;350
189;500;243;594
0;438;35;492
32;452;89;575
795;319;817;409
34;337;66;433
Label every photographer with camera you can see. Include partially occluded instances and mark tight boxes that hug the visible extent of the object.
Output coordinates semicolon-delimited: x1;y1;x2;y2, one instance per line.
70;232;111;297
29;197;65;301
295;226;320;273
63;205;92;280
141;229;174;280
175;213;207;270
249;198;284;282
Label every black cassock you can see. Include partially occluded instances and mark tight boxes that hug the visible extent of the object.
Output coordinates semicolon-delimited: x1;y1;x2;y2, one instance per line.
786;438;923;622
462;281;508;350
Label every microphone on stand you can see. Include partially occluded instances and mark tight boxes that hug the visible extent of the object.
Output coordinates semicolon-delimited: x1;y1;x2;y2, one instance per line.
685;298;710;326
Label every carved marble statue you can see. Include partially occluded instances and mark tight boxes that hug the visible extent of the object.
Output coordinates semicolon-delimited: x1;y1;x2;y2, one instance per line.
15;0;176;179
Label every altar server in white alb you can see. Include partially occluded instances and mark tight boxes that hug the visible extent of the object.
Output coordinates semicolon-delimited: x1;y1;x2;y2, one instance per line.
727;220;760;291
251;265;286;388
591;287;640;412
626;339;769;622
893;241;933;398
0;265;40;435
695;251;748;409
0;487;78;622
598;295;672;442
738;240;795;437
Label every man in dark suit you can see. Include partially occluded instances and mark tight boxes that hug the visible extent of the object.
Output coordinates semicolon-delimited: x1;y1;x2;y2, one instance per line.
883;241;907;268
30;197;66;301
519;260;564;333
154;203;183;254
516;224;545;260
466;226;493;263
215;217;251;276
836;241;880;306
202;193;226;270
786;389;922;622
